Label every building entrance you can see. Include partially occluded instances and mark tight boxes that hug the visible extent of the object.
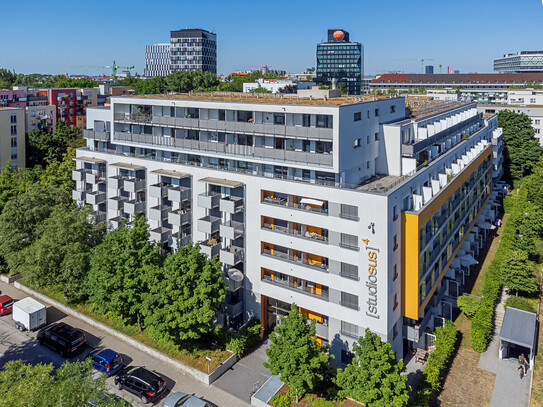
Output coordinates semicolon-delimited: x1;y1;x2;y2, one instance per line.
266;298;291;331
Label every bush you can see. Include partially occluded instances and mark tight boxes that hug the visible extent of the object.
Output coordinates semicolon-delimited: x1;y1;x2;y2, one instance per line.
505;296;537;313
410;321;458;405
270;393;293;407
219;318;262;357
456;295;481;318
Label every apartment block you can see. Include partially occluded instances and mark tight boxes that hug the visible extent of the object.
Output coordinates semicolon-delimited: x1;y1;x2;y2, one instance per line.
74;93;503;363
0;108;25;169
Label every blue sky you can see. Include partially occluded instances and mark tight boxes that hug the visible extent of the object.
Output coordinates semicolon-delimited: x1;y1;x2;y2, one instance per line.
2;0;543;76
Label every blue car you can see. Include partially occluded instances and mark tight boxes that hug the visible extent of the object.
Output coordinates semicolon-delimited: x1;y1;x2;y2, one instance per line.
88;348;123;376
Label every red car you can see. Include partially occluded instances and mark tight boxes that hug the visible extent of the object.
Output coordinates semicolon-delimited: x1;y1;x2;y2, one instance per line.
0;295;14;315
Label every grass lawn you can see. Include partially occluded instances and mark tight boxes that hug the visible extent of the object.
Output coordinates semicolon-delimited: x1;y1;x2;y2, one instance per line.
30;284;232;373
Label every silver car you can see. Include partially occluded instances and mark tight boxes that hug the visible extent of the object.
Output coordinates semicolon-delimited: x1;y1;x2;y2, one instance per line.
162;392;212;407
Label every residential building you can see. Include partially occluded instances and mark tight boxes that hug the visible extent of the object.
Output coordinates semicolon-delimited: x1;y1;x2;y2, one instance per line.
0;89;27;108
0;108;25;169
494;51;543;73
478;104;543;145
26;104;56;133
316;29;363;95
41;88;78;127
371;73;543;91
144;44;171;77
74;93;503;363
170;29;217;74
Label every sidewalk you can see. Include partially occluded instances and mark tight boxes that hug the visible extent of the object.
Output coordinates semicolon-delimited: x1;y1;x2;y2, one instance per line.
0;280;250;407
478;288;532;407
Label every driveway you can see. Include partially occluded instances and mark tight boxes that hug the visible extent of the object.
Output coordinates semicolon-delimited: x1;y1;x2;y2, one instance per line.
212;336;272;404
0;281;250;407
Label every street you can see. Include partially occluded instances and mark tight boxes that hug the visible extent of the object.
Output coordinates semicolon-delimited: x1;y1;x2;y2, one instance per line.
0;281;251;407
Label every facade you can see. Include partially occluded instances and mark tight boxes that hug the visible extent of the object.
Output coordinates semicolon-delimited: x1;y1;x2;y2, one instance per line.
144;44;171;77
42;88;78;127
478;104;543;145
170;29;217;74
0;108;26;169
494;51;543;73
74;93;503;363
316;29;363;95
0;89;28;108
26;104;56;133
371;73;543;90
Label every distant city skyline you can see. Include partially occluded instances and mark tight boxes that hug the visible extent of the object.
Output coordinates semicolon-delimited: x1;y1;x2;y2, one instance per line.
1;0;542;77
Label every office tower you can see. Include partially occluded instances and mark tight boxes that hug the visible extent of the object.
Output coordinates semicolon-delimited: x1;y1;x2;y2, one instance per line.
144;44;171;77
170;28;217;74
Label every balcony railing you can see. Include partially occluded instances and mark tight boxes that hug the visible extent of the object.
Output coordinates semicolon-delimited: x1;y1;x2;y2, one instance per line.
261;196;328;214
123;178;146;193
197;215;221;234
219;196;244;214
262;223;328;243
262;275;329;301
220;301;243;318
83;129;110;141
149;227;171;243
168;210;191;226
86;191;106;205
149;205;171;221
220;221;244;240
170;232;192;249
261;248;328;272
124;200;145;214
199;239;221;258
220;245;244;266
167;186;191;202
198;192;221;209
108;196;127;211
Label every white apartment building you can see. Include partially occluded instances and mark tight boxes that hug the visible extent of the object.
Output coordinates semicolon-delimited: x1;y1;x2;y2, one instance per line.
74;94;503;363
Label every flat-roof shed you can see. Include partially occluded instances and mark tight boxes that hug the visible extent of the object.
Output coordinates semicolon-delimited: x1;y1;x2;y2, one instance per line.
499;306;538;368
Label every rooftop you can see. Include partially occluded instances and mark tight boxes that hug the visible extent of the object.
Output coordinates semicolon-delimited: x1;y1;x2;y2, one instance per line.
129;92;385;106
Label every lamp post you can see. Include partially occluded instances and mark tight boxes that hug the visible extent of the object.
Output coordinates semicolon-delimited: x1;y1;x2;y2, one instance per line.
205;356;212;374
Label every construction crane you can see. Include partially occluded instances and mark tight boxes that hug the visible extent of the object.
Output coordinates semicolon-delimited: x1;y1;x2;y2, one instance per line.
70;60;135;85
408;58;434;74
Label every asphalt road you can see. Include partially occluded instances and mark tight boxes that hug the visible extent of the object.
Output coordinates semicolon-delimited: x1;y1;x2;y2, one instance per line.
0;281;251;407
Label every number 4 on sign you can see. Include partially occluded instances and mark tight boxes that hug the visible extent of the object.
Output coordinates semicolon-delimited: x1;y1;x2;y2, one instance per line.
362;238;370;246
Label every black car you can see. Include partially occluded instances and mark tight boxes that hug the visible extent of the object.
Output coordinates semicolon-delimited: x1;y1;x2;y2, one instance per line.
37;322;87;357
114;366;167;404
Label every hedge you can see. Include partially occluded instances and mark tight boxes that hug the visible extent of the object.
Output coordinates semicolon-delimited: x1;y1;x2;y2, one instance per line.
505;296;537;313
217;317;263;357
410;321;458;406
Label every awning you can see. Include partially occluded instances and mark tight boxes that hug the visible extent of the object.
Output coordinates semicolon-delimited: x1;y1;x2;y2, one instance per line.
451;258;461;269
299;198;324;207
459;254;478;267
500;307;537;352
151;169;190;178
110;162;145;170
199;177;244;188
227;268;244;282
74;156;106;164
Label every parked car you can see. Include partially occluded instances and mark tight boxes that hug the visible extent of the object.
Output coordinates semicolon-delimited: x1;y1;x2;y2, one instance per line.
88;348;124;376
163;392;212;407
37;322;87;357
114;366;167;404
0;295;14;316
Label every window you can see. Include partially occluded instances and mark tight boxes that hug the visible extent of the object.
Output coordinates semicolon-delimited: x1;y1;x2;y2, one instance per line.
340;204;358;220
218;109;225;121
302;114;311;127
10;125;16;136
393;205;398;221
392;321;398;339
390;105;396;113
274;113;285;125
341;321;359;338
375;132;379;141
366;135;370;144
341;349;355;365
531;98;536;104
393;235;398;250
340;233;358;250
340;262;359;280
316;115;332;128
536;119;541;125
367;161;370;169
10;149;17;160
10;161;17;168
353;138;361;148
536;129;541;134
393;264;399;281
10;138;17;148
354;112;361;121
374;108;379;117
341;292;359;310
10;114;16;123
367;110;370;119
393;293;398;310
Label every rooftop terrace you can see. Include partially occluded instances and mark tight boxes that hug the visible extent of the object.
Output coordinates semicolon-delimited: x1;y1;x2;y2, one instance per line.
127;91;388;106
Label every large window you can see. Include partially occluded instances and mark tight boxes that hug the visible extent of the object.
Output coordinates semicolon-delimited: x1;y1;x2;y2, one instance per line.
340;262;359;280
340;233;358;251
340;204;358;220
316;115;332;129
341;292;359;310
340;321;359;338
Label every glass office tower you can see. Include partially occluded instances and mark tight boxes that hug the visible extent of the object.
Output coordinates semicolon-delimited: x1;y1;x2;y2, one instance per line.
316;29;363;95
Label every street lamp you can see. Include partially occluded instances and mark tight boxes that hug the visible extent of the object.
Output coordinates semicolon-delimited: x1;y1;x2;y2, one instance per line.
205;356;212;374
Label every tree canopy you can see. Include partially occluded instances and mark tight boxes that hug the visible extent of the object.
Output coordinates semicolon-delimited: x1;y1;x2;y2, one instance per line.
27;121;84;166
502;250;539;296
336;329;409;407
264;304;330;402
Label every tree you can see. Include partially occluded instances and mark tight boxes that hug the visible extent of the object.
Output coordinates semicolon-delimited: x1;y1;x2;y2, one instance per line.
135;76;167;95
502;250;539;296
142;244;226;343
278;84;297;94
0;359;124;407
456;294;481;319
264;304;330;402
498;110;543;182
0;163;43;214
87;215;161;327
0;184;69;271
19;206;104;301
27;121;84;166
165;71;195;93
39;147;76;199
336;329;409;407
337;82;348;95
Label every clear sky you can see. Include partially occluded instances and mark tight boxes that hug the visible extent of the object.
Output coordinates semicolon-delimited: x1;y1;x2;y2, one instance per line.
2;0;543;76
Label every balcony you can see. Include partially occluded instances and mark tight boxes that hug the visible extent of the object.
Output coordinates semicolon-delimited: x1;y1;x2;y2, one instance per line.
83;129;110;141
124;200;145;214
149;227;172;243
221;301;243;318
225;274;243;292
405;310;433;342
108;176;124;189
108;196;127;211
262;248;329;272
197;215;221;234
199;239;220;258
149;205;171;221
315;322;329;340
220;221;244;240
167;186;191;202
254;148;333;166
94;211;107;224
170;232;192;249
198;192;221;209
85;172;106;185
124;179;146;193
262;275;330;302
149;183;168;199
109;216;124;229
261;223;328;244
168;210;191;226
220;245;244;266
72;169;86;181
219;196;244;214
86;191;106;205
72;190;86;201
285;126;333;140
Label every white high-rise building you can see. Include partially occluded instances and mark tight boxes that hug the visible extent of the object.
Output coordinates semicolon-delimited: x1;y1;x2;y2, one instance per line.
144;44;171;77
76;92;503;364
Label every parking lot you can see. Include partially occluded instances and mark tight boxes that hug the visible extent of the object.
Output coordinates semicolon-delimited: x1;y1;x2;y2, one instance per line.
0;281;250;407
